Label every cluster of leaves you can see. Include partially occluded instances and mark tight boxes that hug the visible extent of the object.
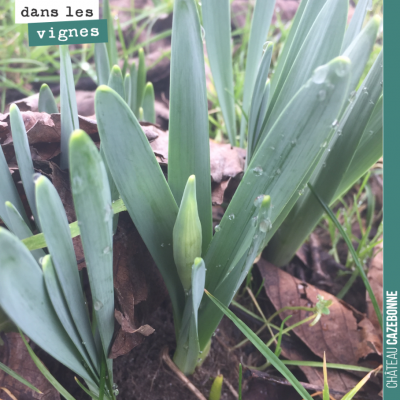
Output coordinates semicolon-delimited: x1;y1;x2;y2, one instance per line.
0;0;383;398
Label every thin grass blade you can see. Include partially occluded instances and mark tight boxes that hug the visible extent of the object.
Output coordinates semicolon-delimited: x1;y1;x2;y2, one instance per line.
38;84;58;113
202;0;236;145
60;45;79;169
168;0;212;251
239;0;276;147
308;183;382;329
205;290;314;400
0;228;95;385
35;176;100;368
9;104;41;230
69;130;114;365
0;362;41;394
19;333;78;400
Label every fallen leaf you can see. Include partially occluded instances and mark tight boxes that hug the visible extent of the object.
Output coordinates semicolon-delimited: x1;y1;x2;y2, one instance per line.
258;260;381;366
109;213;167;359
0;332;60;399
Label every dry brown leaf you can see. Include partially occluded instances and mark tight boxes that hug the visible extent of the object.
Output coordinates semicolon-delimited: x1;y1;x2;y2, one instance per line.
367;242;383;335
109;213;167;359
258;259;381;366
0;332;60;400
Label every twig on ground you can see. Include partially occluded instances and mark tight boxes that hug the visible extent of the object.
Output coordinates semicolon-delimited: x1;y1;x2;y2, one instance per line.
161;347;207;400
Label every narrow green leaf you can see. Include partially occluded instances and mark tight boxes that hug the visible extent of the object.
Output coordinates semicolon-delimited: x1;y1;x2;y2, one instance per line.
19;333;78;400
136;48;146;114
205;290;314;400
130;62;138;115
263;0;348;145
281;360;374;372
95;86;185;333
168;0;212;252
5;201;45;263
335;95;382;198
0;144;29;228
199;57;351;348
60;45;79;169
0;361;41;394
308;183;382;329
69;130;114;364
270;0;326;96
108;65;125;99
103;0;118;67
74;377;100;400
9;104;41;230
341;0;371;53
95;43;111;86
124;73;132;107
202;0;236;145
35;176;100;369
342;17;380;100
0;228;95;385
38;84;58;113
21;198;127;252
239;0;276;146
267;50;382;267
142;82;156;123
247;43;273;159
42;255;97;377
174;258;206;375
323;353;330;400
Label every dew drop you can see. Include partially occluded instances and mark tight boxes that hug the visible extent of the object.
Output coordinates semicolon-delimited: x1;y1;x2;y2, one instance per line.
337;130;342;136
320;141;327;148
33;173;42;183
312;65;329;84
113;389;119;396
161;243;165;247
201;26;205;41
82;341;86;345
276;168;281;175
253;195;264;207
363;87;369;95
259;218;272;233
251;216;258;227
103;246;110;255
331;119;338;128
270;146;275;150
317;90;326;101
94;300;103;311
228;214;235;221
39;257;44;265
369;100;374;106
291;139;297;146
252;166;263;176
215;224;221;232
335;62;348;77
322;162;327;168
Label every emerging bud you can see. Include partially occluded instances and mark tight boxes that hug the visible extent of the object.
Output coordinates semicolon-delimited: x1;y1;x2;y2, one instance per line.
173;175;202;291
